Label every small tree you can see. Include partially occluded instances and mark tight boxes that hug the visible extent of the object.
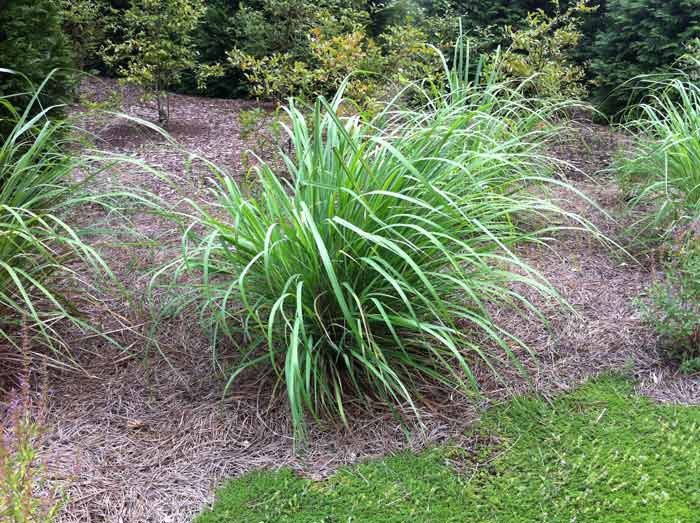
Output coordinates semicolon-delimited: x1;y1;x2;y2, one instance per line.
101;0;206;124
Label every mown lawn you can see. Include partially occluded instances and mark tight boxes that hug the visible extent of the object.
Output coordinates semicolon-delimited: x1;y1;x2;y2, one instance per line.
197;377;700;523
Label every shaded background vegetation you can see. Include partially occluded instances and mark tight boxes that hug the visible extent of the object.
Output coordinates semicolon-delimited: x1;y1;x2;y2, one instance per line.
1;0;700;116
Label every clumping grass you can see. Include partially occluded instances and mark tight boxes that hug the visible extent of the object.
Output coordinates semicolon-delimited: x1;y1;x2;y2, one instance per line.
160;31;601;438
616;76;700;247
197;376;700;523
0;72;111;360
615;75;700;371
164;69;598;438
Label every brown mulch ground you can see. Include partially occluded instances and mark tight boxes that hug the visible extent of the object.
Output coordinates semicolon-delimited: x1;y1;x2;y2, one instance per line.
11;78;699;522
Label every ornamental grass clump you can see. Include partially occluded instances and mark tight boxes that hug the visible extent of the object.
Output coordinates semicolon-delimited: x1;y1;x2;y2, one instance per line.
172;64;595;438
616;76;700;248
0;72;110;358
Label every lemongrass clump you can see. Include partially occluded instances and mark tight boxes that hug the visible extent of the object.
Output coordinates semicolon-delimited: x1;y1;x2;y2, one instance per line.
616;76;700;246
163;66;601;439
0;72;111;359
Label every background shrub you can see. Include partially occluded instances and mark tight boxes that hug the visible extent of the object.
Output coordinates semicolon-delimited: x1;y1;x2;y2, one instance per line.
5;0;693;115
60;0;108;73
495;1;592;100
100;0;211;124
226;0;377;101
0;0;74;117
587;0;700;115
455;0;550;33
179;0;244;98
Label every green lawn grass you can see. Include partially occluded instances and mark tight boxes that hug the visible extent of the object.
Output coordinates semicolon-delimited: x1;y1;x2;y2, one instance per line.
197;377;700;523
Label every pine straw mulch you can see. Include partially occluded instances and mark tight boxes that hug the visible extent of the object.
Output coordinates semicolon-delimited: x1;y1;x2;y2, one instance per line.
9;79;699;522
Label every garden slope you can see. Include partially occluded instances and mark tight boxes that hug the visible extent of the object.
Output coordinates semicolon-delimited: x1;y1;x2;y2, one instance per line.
36;80;699;523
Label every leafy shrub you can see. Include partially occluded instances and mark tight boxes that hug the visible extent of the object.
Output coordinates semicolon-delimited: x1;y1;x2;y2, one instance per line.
60;0;107;73
616;77;700;246
226;0;377;103
369;0;425;31
680;38;700;83
226;49;317;102
229;27;391;106
101;0;215;124
451;0;556;50
165;47;595;437
225;0;449;105
179;0;243;98
0;0;74;121
588;0;700;114
641;234;700;373
378;24;443;88
229;24;445;108
232;0;371;57
369;0;458;43
0;75;110;355
455;0;551;29
308;29;384;103
495;1;593;100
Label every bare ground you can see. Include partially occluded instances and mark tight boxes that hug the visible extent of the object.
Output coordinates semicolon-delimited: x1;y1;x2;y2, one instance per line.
10;78;699;522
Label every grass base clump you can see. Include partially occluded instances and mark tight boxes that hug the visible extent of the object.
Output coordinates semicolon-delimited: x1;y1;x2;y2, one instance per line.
616;76;700;249
0;72;111;361
197;377;700;522
166;66;598;438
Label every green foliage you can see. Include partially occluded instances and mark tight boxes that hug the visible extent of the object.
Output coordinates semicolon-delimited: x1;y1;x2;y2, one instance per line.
455;0;551;29
226;0;447;104
101;0;211;123
229;26;419;106
452;0;555;49
378;24;444;88
0;0;75;111
369;0;456;40
680;38;700;83
232;0;371;58
616;77;700;246
496;1;593;99
642;238;700;373
159;43;598;439
227;0;375;102
587;0;700;114
197;377;700;522
618;76;700;372
0;75;110;356
60;0;106;72
237;106;286;175
0;355;62;522
180;0;243;98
